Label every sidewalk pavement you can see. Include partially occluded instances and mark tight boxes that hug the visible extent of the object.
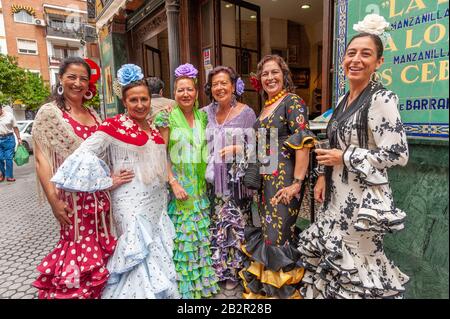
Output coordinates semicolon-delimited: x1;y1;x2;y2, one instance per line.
0;157;243;299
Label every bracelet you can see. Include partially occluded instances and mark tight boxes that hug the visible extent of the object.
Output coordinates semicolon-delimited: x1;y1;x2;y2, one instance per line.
168;177;177;185
292;178;304;187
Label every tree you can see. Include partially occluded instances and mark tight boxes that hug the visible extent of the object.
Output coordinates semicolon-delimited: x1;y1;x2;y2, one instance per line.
0;54;26;105
83;83;100;110
18;72;51;111
0;54;50;110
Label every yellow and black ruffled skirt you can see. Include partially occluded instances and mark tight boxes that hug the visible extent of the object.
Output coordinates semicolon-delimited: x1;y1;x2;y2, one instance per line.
239;226;305;299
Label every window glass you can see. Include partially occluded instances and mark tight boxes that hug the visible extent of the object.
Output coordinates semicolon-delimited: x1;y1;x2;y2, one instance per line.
221;1;237;47
14;11;33;24
17;39;38;54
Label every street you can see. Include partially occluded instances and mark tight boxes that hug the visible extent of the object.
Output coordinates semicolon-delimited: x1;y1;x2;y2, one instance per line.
0;157;242;299
0;156;59;298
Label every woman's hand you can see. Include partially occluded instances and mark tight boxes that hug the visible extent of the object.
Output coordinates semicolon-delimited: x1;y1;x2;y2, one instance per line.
109;169;135;191
171;181;189;201
315;149;344;166
218;145;243;159
271;183;301;206
50;199;72;226
314;175;326;203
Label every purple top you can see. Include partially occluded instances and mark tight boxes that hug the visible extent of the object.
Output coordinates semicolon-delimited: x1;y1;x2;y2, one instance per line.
202;103;257;198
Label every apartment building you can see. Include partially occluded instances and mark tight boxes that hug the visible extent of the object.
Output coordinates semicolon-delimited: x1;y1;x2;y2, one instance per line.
0;1;7;54
1;0;99;87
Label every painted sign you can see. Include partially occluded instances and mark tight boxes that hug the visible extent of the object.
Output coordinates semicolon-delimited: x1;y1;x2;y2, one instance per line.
336;0;449;139
99;33;118;117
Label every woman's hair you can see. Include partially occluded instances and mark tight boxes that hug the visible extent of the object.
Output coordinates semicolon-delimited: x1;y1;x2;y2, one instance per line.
204;66;239;101
51;57;91;112
346;32;384;59
121;79;151;100
256;55;295;99
174;76;198;92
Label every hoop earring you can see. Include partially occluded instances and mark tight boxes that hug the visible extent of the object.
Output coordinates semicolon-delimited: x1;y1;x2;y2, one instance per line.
57;85;64;95
370;71;381;83
84;90;94;100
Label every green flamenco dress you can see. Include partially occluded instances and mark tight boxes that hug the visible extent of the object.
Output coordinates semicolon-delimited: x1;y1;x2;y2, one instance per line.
155;106;219;299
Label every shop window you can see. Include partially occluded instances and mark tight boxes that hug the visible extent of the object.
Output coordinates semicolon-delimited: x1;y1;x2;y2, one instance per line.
17;39;38;55
14;10;33;24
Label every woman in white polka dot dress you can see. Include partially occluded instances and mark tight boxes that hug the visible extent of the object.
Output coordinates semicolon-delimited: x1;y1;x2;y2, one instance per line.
51;64;180;299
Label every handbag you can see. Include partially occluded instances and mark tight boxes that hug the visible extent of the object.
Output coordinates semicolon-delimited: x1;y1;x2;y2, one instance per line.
14;144;30;166
243;161;262;190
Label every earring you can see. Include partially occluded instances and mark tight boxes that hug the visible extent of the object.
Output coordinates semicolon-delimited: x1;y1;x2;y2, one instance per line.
57;85;64;95
84;90;94;100
231;94;237;108
370;71;381;83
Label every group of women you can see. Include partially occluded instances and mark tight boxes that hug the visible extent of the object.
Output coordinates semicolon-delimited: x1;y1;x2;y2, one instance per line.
31;23;410;299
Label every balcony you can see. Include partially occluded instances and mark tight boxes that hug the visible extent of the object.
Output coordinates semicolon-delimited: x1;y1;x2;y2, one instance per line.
48;56;64;67
46;25;84;40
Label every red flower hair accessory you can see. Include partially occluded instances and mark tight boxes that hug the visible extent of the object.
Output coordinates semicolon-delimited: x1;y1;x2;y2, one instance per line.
249;72;262;92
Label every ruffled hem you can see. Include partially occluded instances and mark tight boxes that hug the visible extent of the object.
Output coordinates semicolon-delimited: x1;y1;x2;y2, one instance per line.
243;226;302;271
211;200;246;281
168;197;219;299
343;145;389;186
102;211;179;299
240;226;304;299
106;213;174;275
283;129;316;150
33;235;115;299
298;219;410;299
178;273;220;299
51;150;112;192
355;207;406;233
239;263;303;299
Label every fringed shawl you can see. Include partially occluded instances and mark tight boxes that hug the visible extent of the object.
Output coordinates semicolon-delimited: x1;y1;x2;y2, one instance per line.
31;101;102;203
324;82;385;207
92;114;167;185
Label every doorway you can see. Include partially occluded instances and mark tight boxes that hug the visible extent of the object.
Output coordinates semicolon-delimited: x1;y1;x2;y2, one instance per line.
141;29;171;98
198;0;333;116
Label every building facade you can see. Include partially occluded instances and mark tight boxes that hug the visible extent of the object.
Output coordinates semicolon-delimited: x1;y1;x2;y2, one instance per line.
0;1;7;54
95;0;449;298
1;0;99;88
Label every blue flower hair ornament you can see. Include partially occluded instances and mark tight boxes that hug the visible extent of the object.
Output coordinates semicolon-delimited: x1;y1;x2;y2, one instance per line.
114;64;145;99
117;64;144;86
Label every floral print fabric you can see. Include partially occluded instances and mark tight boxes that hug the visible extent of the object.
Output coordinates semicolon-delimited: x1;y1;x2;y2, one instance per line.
298;89;410;299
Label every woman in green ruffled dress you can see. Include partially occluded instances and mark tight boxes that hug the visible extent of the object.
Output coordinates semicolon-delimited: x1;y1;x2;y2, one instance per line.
154;63;219;299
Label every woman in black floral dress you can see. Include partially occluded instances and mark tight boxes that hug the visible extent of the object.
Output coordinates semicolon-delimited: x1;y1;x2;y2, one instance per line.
239;55;315;299
298;27;410;298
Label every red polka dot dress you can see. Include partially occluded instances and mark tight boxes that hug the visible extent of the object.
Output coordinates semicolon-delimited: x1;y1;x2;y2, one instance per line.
33;111;117;299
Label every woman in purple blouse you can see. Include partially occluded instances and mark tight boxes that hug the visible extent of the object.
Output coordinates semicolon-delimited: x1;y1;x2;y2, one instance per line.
203;66;256;290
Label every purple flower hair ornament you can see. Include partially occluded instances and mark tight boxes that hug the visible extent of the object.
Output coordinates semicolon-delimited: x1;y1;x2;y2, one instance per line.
175;63;199;79
117;64;144;86
235;77;245;96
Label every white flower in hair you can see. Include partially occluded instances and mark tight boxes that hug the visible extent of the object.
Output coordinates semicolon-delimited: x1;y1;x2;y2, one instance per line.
353;14;390;36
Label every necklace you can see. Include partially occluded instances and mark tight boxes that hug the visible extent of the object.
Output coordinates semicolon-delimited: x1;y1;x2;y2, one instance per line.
216;104;234;128
265;90;286;107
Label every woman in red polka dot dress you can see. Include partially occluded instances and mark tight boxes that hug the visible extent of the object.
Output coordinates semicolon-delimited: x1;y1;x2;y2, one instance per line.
31;58;132;299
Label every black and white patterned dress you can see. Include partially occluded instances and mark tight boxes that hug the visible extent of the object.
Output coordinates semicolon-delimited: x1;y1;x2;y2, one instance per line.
298;85;410;299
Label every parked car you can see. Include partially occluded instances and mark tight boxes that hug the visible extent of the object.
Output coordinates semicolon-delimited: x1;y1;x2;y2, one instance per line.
15;120;34;154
